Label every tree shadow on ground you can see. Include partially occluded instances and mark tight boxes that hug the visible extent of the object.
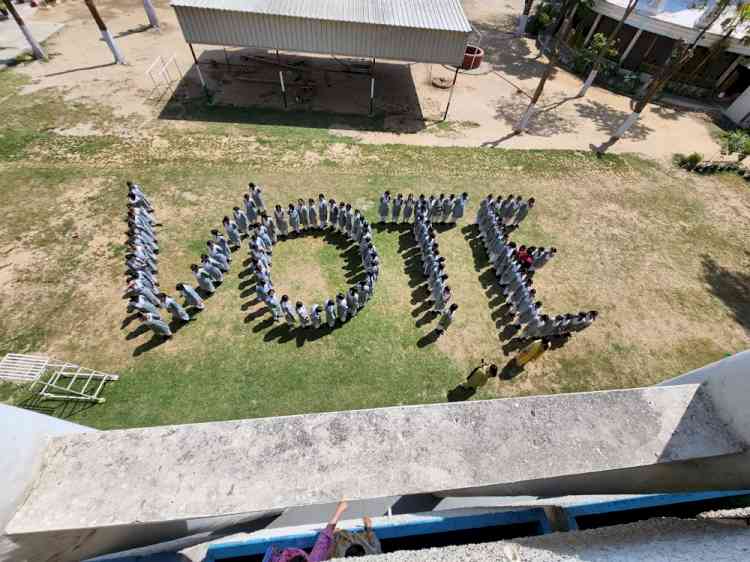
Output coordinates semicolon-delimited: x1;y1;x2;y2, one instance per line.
650;104;682;121
472;21;551;84
575;99;654;140
493;95;578;136
702;254;750;333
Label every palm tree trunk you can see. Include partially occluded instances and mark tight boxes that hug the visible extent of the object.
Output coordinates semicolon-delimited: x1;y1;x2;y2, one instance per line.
578;0;640;98
515;1;576;133
595;1;729;154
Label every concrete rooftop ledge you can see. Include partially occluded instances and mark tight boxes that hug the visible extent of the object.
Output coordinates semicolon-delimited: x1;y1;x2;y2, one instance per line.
7;383;744;536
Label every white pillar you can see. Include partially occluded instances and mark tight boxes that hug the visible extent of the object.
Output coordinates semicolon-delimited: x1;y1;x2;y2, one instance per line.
584;14;602;46
515;102;536;133
143;0;159;29
614;111;640;138
100;29;126;64
724;84;750;125
19;23;47;60
716;56;742;89
619;29;642;65
578;69;598;97
517;14;528;36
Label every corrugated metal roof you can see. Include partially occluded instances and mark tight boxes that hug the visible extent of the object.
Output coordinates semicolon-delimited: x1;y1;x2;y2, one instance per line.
170;0;473;33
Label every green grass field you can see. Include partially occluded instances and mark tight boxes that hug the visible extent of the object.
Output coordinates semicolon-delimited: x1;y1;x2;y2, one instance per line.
1;69;748;430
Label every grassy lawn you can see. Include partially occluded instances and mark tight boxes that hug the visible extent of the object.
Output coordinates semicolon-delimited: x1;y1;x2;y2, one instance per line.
0;69;748;430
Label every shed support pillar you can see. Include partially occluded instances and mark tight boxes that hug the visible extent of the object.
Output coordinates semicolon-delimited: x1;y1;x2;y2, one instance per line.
188;43;207;92
620;29;642;65
279;70;288;109
716;55;742;90
442;66;460;121
584;14;602;47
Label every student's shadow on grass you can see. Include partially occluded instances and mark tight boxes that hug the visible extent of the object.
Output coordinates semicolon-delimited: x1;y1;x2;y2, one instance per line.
133;335;168;357
415;310;438;328
500;359;524;380
125;324;150;340
417;329;441;348
447;384;476;402
372;222;411;233
245;308;268;324
121;313;140;330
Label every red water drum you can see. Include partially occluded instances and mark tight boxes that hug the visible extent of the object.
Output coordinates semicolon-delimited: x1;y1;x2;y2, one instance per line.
462;45;484;70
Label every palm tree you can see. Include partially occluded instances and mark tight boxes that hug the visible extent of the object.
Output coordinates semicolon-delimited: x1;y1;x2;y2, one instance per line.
515;0;579;133
517;0;535;36
595;0;744;154
578;0;640;98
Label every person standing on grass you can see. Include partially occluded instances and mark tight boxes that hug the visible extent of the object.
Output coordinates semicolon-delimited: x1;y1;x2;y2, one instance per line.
436;303;458;336
513;197;535;226
465;359;498;391
452;192;468;223
139;313;173;339
266;290;282;322
288;204;301;235
299;199;310;231
211;229;232;260
250;182;265;211
338;202;347;233
296;301;312;328
516;338;551;367
392;193;403;223
318;195;329;228
330;199;339;230
200;254;224;283
442;194;454;223
308;198;318;229
325;299;337;328
207;241;229;272
176;283;204;311
336;293;349;323
191;264;215;294
379;191;391;223
281;295;296;326
346;288;359;317
160;293;191;323
264;500;349;562
244;194;258;225
275;205;289;238
403;193;415;223
311;304;323;329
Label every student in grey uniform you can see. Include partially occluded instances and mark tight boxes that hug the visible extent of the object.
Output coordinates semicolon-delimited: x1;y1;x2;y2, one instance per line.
233;206;249;235
403;194;415;223
379;191;391;223
244;194;259;225
308;198;318;229
318;195;329;228
436;303;458;335
207;241;229;271
160;293;191;322
325;299;337;328
256;280;271;303
124;280;160;306
442;195;454;223
346;288;360;316
311;304;323;329
127;294;161;316
336;293;349;323
223;217;242;248
264;216;278;244
513;197;535;226
280;295;296;325
452;192;468;222
200;254;224;283
532;247;557;269
298;199;310;230
191;264;216;294
568;311;598;333
274;205;289;237
250;183;265;211
392;194;403;223
296;301;312;327
266;290;282;322
288;204;301;235
330;199;340;230
337;202;347;233
211;230;232;260
139;313;173;338
176;283;204;310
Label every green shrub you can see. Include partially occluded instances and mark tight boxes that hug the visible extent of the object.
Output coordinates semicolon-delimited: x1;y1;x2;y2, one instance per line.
721;129;750;161
674;152;703;170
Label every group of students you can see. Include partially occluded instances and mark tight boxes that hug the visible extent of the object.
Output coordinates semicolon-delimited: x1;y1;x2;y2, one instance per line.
258;195;379;329
412;197;463;335
476;194;598;343
123;182;197;339
378;191;469;224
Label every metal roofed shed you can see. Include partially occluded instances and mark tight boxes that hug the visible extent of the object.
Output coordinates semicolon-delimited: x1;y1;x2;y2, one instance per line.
170;0;474;120
171;0;472;65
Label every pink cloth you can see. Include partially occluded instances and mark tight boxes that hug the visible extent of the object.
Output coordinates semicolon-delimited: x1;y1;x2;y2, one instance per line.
265;524;335;562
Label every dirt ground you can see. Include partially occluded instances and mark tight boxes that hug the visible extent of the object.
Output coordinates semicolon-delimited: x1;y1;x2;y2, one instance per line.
16;0;722;160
